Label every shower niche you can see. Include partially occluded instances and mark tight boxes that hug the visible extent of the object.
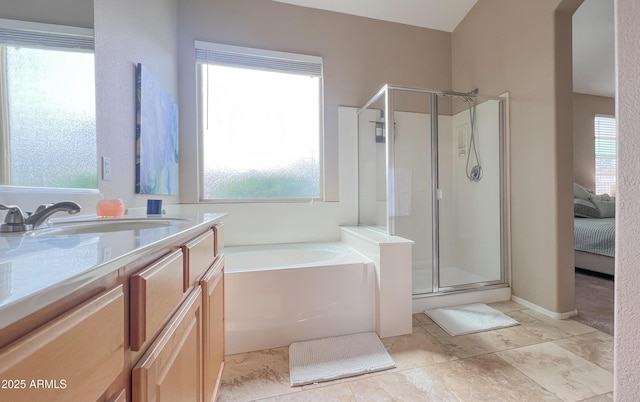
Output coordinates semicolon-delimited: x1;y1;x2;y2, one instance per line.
357;85;509;297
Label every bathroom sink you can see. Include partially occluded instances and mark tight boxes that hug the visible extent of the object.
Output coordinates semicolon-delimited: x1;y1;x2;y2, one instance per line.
35;217;190;236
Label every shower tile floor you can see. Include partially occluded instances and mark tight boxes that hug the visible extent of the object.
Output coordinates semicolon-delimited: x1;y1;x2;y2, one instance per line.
217;301;613;402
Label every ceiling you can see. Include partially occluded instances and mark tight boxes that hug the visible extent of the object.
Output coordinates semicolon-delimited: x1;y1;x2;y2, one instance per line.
272;0;478;32
572;0;615;97
274;0;615;98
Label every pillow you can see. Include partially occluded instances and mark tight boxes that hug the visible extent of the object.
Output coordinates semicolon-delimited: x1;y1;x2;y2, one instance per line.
574;198;599;218
594;200;615;218
592;193;612;202
573;183;593;201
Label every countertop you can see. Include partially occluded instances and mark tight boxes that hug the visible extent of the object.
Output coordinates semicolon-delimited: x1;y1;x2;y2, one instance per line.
0;212;225;330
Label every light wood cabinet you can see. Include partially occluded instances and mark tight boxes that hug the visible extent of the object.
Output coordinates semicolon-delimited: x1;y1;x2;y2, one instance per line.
106;389;127;402
132;287;203;402
132;224;225;402
200;255;225;402
130;250;185;351
182;230;215;291
213;223;224;257
0;285;125;401
0;221;225;402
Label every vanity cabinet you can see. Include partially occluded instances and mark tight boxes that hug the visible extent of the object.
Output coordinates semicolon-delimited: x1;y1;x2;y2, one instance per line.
130;225;225;402
0;218;225;402
0;285;125;401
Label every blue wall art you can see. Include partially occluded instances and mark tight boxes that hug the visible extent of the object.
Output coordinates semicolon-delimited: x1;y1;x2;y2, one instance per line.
135;63;179;194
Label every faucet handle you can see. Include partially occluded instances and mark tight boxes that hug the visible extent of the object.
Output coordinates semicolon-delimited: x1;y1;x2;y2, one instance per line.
0;204;27;224
33;204;53;214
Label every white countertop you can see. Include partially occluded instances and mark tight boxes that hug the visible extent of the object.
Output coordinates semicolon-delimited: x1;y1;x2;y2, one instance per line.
0;212;225;330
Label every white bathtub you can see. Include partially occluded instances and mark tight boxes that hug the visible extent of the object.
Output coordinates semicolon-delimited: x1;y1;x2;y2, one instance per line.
224;242;376;354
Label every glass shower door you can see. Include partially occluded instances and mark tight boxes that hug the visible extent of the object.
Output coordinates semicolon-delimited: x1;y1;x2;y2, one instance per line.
437;96;504;289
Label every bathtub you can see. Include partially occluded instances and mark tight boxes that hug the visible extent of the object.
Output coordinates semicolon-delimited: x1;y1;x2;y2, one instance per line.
224;242;376;354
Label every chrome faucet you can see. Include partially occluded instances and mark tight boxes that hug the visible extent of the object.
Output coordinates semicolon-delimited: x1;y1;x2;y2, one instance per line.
0;201;81;232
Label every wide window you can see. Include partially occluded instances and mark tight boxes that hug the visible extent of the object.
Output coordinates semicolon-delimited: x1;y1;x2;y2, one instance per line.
594;115;616;195
196;42;322;201
0;19;96;189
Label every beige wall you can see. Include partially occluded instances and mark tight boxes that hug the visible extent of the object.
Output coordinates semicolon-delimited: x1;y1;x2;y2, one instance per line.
0;0;93;28
177;0;452;204
94;0;179;208
572;93;615;190
452;0;580;314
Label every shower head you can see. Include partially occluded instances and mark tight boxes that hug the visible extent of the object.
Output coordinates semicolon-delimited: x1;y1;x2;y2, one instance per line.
462;88;479;103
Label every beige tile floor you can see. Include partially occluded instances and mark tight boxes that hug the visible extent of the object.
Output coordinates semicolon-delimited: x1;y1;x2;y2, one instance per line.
218;301;613;402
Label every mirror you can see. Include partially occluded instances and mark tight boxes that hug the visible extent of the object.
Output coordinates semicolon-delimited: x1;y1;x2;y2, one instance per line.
0;0;96;190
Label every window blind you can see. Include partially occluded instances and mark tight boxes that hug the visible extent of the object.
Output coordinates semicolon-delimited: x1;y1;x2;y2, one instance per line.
594;115;616;195
0;18;94;51
195;41;322;77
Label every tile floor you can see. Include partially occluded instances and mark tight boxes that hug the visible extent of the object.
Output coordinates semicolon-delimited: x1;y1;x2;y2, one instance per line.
217;301;613;402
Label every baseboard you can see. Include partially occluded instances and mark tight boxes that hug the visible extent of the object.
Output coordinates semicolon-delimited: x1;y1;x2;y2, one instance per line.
511;296;577;319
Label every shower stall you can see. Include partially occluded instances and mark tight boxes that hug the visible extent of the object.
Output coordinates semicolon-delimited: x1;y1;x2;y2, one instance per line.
357;85;508;298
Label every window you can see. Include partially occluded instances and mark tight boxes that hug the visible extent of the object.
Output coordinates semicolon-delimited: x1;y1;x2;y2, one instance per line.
196;42;322;201
594;115;616;195
0;19;96;189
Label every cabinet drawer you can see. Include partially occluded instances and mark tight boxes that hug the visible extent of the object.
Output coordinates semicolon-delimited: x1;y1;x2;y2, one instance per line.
182;229;215;291
0;285;125;401
130;249;184;351
132;287;203;402
214;223;224;256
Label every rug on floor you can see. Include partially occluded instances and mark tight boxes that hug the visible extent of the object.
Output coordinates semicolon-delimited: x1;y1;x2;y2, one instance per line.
571;270;614;335
424;302;519;336
288;332;396;387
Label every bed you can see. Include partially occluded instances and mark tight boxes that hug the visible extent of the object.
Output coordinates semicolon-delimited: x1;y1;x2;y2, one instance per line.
574;217;615;276
573;183;615;276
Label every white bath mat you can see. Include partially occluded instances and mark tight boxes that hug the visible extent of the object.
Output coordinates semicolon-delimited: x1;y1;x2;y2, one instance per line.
289;332;396;386
424;303;519;336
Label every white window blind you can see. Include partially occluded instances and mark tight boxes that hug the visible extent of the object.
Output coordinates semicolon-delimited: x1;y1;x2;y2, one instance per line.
195;41;322;77
594;115;616;195
0;18;93;51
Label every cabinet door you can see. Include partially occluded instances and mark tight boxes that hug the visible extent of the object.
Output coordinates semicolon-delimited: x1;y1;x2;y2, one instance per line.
200;255;225;402
132;288;203;402
0;286;125;402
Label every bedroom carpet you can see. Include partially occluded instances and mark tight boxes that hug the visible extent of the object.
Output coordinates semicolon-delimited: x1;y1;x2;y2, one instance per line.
571;270;614;335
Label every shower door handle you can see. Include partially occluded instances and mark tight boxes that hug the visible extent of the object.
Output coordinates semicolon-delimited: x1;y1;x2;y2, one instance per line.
436;188;443;199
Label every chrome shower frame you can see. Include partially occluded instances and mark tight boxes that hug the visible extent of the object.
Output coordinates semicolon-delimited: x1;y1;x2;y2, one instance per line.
357;84;510;295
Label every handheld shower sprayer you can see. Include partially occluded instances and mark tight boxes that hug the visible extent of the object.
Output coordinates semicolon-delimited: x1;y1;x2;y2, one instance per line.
463;89;483;182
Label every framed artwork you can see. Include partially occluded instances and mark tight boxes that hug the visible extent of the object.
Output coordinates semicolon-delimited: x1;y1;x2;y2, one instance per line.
135;63;179;194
